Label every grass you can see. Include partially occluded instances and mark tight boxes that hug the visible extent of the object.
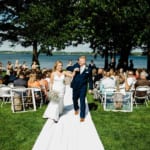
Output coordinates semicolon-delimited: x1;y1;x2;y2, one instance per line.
87;94;150;150
0;95;150;150
0;103;46;150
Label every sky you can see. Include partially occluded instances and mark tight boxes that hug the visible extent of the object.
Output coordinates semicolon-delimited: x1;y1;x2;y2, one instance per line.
0;41;93;52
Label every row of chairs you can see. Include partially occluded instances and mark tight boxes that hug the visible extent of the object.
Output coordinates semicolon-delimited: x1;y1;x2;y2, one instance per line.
0;85;43;113
94;83;150;111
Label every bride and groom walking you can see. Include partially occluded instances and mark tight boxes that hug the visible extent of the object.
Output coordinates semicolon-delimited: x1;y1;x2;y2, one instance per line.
43;56;93;123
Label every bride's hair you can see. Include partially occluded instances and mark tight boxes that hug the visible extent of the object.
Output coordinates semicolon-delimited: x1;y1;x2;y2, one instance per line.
53;60;63;71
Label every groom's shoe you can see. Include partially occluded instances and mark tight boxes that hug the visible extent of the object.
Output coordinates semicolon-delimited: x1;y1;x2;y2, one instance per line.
80;118;85;122
74;110;79;115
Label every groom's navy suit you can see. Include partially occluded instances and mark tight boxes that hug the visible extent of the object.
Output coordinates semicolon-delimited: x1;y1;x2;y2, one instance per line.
67;63;93;119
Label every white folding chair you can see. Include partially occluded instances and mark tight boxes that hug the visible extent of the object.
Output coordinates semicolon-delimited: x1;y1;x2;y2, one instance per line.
0;86;12;107
103;91;133;112
101;87;116;105
32;88;43;108
134;86;150;107
11;87;36;112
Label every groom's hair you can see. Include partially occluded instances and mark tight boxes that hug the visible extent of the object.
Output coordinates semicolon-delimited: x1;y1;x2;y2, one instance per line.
79;56;86;60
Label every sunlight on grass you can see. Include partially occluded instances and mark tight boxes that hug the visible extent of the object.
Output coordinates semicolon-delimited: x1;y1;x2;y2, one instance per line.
1;95;150;150
0;103;46;150
87;94;150;150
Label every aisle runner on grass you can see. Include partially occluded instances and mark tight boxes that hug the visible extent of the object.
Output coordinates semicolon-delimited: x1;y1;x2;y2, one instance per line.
32;86;104;150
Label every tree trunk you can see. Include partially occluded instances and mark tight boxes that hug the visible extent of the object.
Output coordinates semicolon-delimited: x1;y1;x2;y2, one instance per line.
119;46;131;71
104;49;109;69
147;45;150;71
32;41;40;66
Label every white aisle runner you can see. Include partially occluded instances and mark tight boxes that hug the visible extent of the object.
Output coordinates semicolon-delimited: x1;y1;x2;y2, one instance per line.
32;86;104;150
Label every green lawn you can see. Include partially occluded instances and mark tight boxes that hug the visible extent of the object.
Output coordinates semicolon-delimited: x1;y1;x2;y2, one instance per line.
87;94;150;150
0;103;46;150
0;96;150;150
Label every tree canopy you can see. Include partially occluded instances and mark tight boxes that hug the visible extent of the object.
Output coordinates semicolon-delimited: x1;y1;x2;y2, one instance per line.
0;0;150;69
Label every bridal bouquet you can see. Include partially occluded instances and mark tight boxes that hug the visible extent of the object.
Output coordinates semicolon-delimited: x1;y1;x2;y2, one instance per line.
48;90;59;102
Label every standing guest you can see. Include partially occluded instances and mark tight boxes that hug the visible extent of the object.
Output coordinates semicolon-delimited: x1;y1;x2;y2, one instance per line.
31;61;39;70
70;56;93;122
89;60;96;70
22;61;28;70
14;59;21;69
128;59;134;70
13;72;27;87
109;57;116;69
6;61;13;75
66;59;73;67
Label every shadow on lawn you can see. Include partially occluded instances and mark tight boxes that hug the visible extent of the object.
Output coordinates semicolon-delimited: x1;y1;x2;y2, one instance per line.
88;102;98;111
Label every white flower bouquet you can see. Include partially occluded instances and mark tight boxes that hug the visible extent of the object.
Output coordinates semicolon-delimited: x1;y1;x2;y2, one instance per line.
48;90;59;102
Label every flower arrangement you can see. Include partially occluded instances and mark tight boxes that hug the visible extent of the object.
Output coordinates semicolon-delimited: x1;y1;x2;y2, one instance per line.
48;90;59;102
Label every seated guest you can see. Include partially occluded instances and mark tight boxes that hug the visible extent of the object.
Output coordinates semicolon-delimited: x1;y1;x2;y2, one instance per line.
94;68;103;84
92;68;103;100
37;72;49;103
8;69;17;83
28;73;41;88
28;73;42;107
13;72;27;87
134;71;150;98
100;69;116;94
124;70;136;91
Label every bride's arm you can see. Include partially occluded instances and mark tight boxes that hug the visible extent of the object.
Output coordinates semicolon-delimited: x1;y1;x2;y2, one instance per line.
50;72;54;91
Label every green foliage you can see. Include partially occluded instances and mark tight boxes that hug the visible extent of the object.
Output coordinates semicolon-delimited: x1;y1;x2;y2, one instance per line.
0;0;150;69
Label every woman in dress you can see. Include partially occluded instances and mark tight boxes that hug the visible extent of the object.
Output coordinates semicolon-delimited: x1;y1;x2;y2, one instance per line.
43;60;75;123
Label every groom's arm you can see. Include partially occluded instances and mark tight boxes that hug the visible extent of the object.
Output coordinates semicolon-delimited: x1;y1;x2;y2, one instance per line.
66;63;80;72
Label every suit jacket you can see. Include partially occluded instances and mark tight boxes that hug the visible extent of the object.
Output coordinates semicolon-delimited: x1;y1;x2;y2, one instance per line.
68;64;93;90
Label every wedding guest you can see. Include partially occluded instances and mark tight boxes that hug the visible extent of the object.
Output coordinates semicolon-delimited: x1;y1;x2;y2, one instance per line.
31;61;39;70
128;59;134;70
13;72;27;87
22;61;28;70
6;61;13;75
27;72;42;107
109;57;116;69
37;72;49;103
28;73;41;88
14;59;20;69
66;59;73;67
89;60;97;70
134;71;150;96
124;70;136;91
100;69;116;94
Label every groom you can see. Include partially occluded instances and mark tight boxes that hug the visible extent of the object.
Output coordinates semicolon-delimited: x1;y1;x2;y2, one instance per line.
68;56;93;122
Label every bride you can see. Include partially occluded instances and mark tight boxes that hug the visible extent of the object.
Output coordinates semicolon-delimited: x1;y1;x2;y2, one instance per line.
43;60;75;123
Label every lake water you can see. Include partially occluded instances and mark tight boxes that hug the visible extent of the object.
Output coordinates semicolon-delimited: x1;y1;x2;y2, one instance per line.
0;52;147;69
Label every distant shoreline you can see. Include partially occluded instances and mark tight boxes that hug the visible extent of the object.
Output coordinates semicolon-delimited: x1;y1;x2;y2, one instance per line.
0;50;144;56
0;50;93;55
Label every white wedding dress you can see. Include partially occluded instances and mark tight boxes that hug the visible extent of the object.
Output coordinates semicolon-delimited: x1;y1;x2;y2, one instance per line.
43;73;65;121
